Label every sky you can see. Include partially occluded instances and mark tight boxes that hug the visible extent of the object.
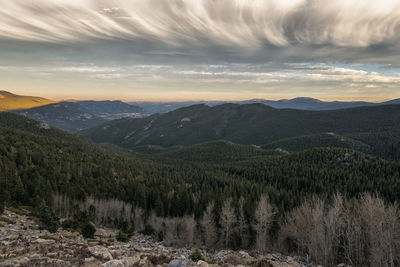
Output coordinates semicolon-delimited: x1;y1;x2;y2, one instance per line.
1;0;400;101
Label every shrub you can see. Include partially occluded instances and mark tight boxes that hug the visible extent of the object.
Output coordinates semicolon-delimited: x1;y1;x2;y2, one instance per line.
189;249;205;262
224;254;242;265
116;231;130;242
0;216;14;224
140;223;155;236
81;222;96;238
250;259;273;267
36;202;60;233
125;226;135;238
148;254;172;265
61;219;79;230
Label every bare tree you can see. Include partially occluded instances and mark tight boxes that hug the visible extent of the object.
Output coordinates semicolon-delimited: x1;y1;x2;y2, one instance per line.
357;193;400;267
180;214;196;245
323;194;344;266
253;194;274;252
343;198;366;266
282;195;345;266
281;200;314;256
237;197;249;248
308;199;325;264
220;198;236;248
283;194;400;267
201;201;217;249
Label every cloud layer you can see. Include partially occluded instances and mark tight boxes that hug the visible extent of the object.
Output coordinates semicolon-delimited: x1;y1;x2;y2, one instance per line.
1;61;399;101
1;1;400;101
1;0;400;49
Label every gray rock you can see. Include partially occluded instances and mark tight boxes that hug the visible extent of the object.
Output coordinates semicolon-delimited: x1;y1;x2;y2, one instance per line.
196;260;209;267
102;259;130;267
89;245;114;261
169;259;193;267
32;238;56;245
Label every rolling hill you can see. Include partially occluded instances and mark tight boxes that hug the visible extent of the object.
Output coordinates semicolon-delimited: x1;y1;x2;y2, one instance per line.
81;103;400;153
0;90;55;111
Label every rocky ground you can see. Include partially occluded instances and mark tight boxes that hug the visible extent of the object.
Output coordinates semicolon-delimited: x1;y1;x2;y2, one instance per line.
0;209;347;267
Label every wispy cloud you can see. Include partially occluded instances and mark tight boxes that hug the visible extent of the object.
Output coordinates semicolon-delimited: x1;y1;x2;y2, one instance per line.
3;62;399;86
1;0;400;48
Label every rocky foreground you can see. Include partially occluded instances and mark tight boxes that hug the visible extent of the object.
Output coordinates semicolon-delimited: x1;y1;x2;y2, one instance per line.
0;209;346;267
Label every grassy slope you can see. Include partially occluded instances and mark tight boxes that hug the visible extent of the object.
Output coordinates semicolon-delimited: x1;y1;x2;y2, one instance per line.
0;91;55;111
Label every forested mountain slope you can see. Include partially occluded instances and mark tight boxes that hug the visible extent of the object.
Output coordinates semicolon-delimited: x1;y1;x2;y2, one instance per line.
2;112;400;266
81;103;400;155
2;112;400;216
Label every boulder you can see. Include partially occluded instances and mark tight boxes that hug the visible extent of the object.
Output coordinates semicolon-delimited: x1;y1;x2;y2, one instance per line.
238;251;252;259
32;238;56;245
168;259;192;267
102;259;130;267
123;256;142;265
196;260;209;267
88;246;113;261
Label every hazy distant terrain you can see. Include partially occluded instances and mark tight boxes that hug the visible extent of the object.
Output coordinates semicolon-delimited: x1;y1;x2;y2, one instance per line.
131;97;400;114
13;100;144;132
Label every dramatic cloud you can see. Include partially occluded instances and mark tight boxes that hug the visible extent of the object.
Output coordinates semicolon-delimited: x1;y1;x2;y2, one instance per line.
1;0;400;100
1;0;400;49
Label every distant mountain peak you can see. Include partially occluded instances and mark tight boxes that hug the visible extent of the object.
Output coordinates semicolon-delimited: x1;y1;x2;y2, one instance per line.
285;97;323;103
0;90;13;96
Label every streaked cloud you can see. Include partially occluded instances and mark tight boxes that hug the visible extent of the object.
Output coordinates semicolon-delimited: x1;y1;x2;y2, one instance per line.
1;0;400;101
1;0;400;48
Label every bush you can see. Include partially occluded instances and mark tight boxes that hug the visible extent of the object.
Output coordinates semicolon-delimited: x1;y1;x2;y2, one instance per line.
0;216;15;224
81;222;96;238
140;223;155;236
36;202;60;233
0;202;4;215
61;219;79;230
148;254;172;265
189;249;205;262
116;231;130;242
250;259;273;267
224;255;242;265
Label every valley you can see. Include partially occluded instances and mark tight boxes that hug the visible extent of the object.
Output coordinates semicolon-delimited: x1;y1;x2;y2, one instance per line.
2;1;400;266
1;92;400;266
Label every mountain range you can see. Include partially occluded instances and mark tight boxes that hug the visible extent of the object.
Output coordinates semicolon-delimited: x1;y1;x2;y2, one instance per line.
3;90;400;138
2;92;400;265
130;97;400;114
81;103;400;151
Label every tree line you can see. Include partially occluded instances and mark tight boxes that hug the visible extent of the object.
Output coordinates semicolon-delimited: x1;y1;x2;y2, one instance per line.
52;192;400;267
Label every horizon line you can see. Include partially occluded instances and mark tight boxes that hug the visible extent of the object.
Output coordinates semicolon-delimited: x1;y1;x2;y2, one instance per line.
1;90;398;104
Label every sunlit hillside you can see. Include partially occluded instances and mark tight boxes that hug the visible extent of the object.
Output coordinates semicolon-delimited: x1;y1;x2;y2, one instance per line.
0;90;56;111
